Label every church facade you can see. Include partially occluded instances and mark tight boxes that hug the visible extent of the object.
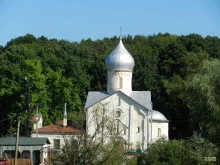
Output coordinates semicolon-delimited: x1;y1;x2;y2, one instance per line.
85;37;169;150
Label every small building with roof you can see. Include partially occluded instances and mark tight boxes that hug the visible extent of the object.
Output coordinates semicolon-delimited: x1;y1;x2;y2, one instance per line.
31;103;79;151
85;34;169;150
0;137;50;165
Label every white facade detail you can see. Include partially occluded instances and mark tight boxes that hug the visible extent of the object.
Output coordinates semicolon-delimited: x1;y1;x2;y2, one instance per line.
107;71;133;93
32;114;43;130
151;122;169;141
31;133;75;149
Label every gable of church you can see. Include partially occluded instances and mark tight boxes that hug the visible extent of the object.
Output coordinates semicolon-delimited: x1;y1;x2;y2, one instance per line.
85;91;151;113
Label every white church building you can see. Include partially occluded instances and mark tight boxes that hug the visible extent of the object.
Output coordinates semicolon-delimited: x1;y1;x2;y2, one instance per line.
85;36;169;150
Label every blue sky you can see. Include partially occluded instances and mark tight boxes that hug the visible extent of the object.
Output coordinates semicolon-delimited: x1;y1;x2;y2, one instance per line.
0;0;219;46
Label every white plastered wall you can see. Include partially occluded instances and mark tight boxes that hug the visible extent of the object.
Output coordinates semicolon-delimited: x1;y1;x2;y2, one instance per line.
107;71;132;92
151;121;169;142
31;133;77;149
33;117;43;130
86;92;151;150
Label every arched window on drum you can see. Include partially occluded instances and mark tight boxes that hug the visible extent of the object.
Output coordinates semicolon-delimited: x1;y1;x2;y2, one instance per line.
119;77;123;88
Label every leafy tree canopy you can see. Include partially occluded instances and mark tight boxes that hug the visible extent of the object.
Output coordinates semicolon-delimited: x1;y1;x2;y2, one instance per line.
0;33;220;147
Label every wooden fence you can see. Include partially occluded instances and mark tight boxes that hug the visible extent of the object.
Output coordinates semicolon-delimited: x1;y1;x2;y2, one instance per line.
7;158;32;165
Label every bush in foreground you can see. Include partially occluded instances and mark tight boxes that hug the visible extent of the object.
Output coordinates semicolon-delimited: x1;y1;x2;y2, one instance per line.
138;133;219;165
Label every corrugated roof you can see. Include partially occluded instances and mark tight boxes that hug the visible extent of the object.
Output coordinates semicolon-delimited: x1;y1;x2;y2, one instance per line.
84;91;152;110
0;137;50;146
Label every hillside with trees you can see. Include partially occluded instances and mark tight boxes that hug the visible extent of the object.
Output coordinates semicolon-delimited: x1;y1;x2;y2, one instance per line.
0;33;220;148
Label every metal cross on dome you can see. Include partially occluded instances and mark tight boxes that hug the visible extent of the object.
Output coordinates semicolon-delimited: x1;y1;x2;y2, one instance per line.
120;27;122;40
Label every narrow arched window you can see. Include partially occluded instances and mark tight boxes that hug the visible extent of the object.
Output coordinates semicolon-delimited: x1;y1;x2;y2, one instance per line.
97;124;100;132
158;128;161;136
116;110;121;117
118;97;121;106
116;120;120;134
123;127;126;135
119;77;123;88
137;126;140;133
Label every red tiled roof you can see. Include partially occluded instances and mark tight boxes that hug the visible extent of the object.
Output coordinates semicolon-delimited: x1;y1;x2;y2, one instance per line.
32;120;79;133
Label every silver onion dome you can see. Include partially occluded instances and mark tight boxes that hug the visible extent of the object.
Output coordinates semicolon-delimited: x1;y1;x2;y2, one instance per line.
105;38;135;71
151;110;169;122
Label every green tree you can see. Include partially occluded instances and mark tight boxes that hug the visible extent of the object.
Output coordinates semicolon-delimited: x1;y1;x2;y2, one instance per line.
138;134;218;165
184;59;220;143
45;67;81;122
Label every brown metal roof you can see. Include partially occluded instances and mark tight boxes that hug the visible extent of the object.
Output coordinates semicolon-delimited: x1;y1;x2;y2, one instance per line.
32;120;79;133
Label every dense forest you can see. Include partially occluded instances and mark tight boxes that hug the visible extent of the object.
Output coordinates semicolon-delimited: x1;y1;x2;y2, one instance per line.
0;33;220;146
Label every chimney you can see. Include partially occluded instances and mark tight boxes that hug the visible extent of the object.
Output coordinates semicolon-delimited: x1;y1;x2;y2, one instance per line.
63;102;67;127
